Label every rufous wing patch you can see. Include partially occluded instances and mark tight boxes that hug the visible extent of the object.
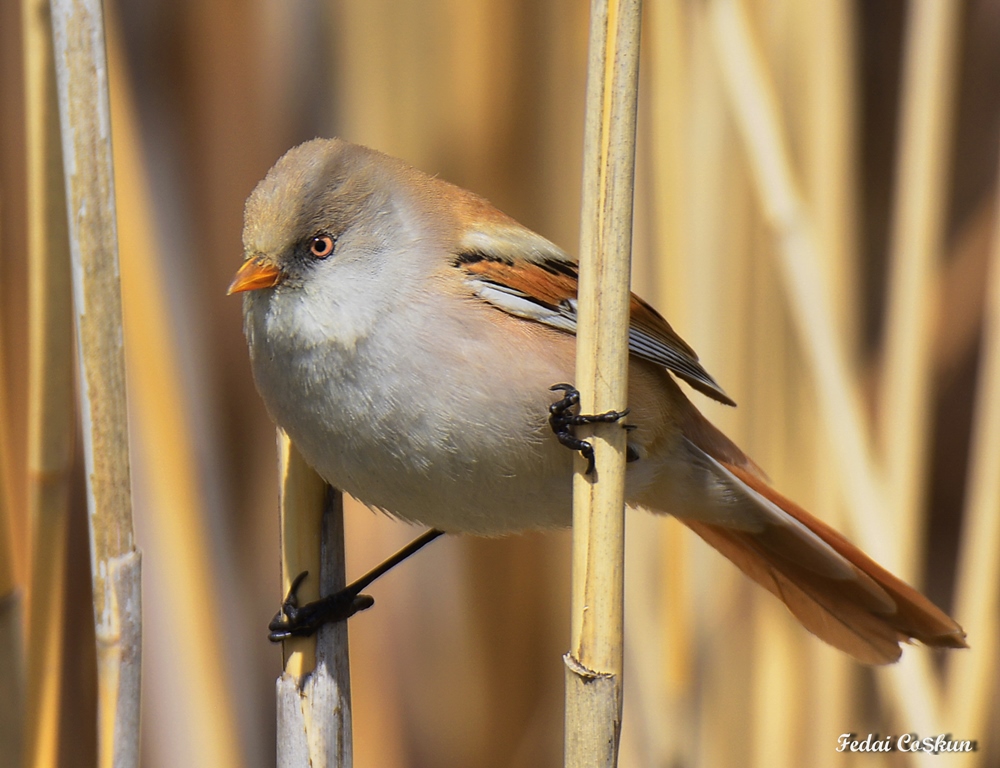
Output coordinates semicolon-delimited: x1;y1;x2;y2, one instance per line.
454;250;734;405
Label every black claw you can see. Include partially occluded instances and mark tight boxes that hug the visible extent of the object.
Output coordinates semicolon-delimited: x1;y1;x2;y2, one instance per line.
268;572;375;641
548;383;631;476
285;570;310;608
267;529;445;643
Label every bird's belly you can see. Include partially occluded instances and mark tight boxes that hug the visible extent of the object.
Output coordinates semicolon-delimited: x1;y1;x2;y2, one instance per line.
250;328;577;535
319;437;574;534
301;394;575;534
245;292;669;534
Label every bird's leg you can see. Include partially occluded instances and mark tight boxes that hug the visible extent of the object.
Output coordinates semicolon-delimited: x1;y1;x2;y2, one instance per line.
268;527;445;641
548;383;633;475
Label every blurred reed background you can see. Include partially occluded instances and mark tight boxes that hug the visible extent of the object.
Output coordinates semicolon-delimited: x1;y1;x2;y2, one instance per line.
0;0;998;766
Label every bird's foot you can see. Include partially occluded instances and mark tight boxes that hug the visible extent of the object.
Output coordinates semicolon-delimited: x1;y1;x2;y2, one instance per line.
548;383;632;475
268;571;374;641
268;528;445;642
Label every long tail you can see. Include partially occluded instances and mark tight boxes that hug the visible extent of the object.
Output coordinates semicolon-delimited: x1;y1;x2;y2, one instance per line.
652;413;967;664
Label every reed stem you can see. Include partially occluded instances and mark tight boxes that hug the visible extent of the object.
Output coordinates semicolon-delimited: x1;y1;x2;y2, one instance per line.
50;1;141;764
708;0;946;746
275;432;353;767
878;0;961;581
564;0;642;765
947;162;1000;742
24;0;75;764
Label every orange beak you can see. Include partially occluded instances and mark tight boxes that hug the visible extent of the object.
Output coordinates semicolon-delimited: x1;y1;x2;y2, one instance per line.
227;257;283;294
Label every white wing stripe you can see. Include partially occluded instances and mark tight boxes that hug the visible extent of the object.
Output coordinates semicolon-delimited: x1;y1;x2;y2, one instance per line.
468;276;726;397
471;281;577;332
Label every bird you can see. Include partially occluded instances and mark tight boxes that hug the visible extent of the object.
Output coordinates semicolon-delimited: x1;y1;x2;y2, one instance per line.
229;137;967;664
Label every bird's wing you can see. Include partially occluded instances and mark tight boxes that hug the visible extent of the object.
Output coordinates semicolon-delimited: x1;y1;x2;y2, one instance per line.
453;233;735;406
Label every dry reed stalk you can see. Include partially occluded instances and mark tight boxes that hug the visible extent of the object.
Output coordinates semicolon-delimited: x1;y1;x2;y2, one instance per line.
634;2;692;763
763;2;861;764
658;520;692;753
799;3;861;764
23;1;75;765
742;0;810;718
50;1;141;765
946;159;1000;745
685;8;759;765
0;69;26;766
646;0;687;318
805;0;859;344
0;368;14;612
751;600;799;768
619;514;670;765
684;0;752;445
564;0;642;765
708;0;948;751
0;354;24;768
275;432;353;767
747;201;799;768
708;0;875;582
0;593;24;768
743;10;804;732
0;311;14;608
103;19;246;767
0;17;26;758
878;0;961;581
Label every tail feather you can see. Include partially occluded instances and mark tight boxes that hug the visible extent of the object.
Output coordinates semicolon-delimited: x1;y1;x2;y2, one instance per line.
665;450;967;664
728;464;966;647
683;518;906;663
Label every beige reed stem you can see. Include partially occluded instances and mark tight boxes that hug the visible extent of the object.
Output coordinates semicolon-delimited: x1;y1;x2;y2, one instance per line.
50;1;141;765
878;0;961;582
946;158;1000;747
0;310;24;768
276;432;353;767
708;0;947;754
564;0;642;765
23;1;75;765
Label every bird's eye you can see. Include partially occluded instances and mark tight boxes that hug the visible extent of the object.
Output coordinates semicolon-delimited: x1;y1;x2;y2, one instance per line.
309;235;335;259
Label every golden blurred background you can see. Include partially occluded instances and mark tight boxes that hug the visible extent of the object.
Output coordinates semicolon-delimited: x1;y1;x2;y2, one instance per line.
1;0;998;766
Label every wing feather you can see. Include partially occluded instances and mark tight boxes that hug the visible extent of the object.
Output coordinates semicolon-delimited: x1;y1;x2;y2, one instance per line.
455;246;735;405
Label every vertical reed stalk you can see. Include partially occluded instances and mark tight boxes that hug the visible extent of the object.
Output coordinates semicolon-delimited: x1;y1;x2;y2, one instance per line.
564;0;642;765
275;432;353;767
0;591;23;768
805;0;859;344
947;167;1000;742
105;17;246;767
50;2;141;765
708;0;947;750
801;3;859;765
642;4;692;763
0;327;24;768
24;1;75;765
878;0;961;581
0;15;27;755
708;0;890;561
